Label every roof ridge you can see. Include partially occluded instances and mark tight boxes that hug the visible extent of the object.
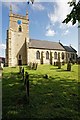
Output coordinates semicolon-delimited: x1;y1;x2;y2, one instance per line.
70;46;77;52
30;39;59;43
29;39;65;50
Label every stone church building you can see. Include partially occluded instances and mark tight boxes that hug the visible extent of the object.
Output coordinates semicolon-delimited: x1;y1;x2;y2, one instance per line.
6;7;77;67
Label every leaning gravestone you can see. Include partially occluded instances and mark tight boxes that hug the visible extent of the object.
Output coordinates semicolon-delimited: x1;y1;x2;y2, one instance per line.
19;66;22;74
62;61;65;65
31;62;33;70
67;61;71;71
36;63;38;70
33;63;38;70
29;62;32;69
29;62;38;70
32;63;35;69
34;63;36;70
43;74;48;79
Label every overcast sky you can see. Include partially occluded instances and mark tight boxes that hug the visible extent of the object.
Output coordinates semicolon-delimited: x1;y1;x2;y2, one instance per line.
0;0;79;57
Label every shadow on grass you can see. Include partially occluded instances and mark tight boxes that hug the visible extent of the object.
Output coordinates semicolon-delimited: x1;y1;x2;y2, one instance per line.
56;69;74;72
50;66;63;70
50;67;74;72
2;70;80;119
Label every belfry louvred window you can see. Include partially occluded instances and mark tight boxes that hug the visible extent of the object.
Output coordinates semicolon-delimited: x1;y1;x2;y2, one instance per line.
19;25;22;32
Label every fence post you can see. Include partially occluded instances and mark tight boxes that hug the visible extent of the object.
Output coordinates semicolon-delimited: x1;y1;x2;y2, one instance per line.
24;72;29;98
22;67;24;80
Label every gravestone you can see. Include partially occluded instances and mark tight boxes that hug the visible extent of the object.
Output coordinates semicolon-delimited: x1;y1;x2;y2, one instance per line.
33;63;38;70
29;62;32;69
32;63;35;69
36;63;38;70
43;74;48;79
67;61;71;71
19;66;22;74
29;62;38;70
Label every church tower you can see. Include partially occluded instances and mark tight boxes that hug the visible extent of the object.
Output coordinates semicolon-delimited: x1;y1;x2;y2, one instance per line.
6;5;29;66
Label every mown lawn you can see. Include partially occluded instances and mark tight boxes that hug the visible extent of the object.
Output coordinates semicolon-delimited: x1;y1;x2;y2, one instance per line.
2;64;80;119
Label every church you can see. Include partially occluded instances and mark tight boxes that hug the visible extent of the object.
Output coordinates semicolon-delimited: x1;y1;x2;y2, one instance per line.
6;7;77;67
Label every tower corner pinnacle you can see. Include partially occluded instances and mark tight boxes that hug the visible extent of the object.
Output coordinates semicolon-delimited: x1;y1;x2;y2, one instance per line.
10;5;12;14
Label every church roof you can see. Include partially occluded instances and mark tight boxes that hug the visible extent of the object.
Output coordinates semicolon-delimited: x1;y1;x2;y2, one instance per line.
64;46;77;53
29;39;65;51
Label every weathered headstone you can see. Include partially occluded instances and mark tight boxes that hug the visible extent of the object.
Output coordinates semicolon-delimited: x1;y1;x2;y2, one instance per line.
67;61;71;71
33;63;38;70
19;66;22;74
62;61;65;65
29;62;38;70
36;63;38;70
29;62;32;69
43;74;48;79
32;63;35;69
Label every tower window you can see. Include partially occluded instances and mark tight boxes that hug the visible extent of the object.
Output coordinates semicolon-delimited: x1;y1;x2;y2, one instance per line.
18;25;22;32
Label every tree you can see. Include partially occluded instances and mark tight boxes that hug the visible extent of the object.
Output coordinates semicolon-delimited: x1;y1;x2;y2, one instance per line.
62;1;80;25
27;0;34;4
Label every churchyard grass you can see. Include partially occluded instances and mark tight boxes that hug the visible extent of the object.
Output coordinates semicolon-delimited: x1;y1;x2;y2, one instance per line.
2;64;80;119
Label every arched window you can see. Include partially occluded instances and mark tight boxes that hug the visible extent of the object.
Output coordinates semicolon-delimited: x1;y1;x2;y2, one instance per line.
68;53;69;58
36;51;40;59
54;52;57;59
62;52;64;59
19;25;22;32
71;53;75;59
46;51;49;59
